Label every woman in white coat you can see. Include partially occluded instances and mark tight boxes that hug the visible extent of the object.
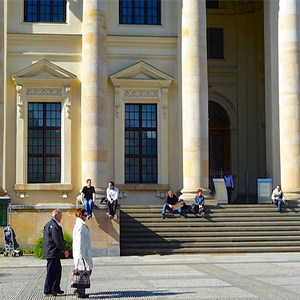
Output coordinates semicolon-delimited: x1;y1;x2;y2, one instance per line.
73;208;93;298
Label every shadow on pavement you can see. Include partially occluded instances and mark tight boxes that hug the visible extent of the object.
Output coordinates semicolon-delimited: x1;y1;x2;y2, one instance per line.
87;290;193;298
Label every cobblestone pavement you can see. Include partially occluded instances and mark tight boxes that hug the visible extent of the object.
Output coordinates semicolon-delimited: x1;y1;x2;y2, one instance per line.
1;253;300;300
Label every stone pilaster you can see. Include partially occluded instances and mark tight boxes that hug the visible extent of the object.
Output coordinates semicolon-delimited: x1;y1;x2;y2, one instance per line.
279;0;300;199
181;0;210;201
81;0;108;187
0;0;6;196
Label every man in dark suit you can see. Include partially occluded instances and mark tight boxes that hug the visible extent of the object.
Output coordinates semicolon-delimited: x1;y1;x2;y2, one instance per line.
43;209;69;297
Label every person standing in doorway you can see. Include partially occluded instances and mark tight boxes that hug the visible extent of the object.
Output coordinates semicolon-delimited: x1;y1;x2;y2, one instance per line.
224;172;234;204
81;179;96;220
106;181;119;219
43;209;69;297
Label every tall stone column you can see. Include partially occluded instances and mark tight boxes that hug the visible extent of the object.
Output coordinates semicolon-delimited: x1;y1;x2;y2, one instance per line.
181;0;210;200
0;0;6;196
81;0;108;188
279;0;300;199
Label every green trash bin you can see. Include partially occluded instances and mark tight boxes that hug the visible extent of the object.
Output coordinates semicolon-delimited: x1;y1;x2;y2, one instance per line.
0;196;10;227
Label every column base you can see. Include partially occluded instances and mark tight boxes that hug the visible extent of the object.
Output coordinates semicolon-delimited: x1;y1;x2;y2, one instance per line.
180;188;213;204
283;189;300;201
0;187;7;196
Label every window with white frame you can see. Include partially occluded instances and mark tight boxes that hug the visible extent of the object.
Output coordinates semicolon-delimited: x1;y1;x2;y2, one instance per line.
11;59;76;194
24;0;67;23
110;61;173;186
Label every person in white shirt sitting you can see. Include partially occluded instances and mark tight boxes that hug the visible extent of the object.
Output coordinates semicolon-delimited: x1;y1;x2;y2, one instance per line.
271;184;286;213
106;181;119;219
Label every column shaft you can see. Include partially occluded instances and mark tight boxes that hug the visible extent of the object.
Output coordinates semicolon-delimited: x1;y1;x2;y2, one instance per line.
82;0;108;187
279;0;300;197
0;0;6;195
181;0;209;200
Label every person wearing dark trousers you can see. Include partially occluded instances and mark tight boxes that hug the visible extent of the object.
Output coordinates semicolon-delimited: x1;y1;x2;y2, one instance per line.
43;210;69;297
224;172;234;204
81;179;96;220
106;181;119;219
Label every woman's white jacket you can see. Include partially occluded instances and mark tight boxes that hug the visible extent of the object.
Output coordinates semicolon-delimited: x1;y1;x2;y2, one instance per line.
72;217;93;270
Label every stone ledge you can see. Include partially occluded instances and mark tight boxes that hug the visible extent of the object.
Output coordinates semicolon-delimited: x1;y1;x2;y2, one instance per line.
14;183;73;192
11;203;110;211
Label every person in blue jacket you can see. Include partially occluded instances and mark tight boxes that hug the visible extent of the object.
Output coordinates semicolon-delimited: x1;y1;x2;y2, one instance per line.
192;188;205;217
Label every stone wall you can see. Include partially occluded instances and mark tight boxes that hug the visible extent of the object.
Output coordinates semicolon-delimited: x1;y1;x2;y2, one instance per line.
0;205;120;256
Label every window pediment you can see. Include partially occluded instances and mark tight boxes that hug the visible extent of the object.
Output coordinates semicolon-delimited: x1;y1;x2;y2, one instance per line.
11;59;76;86
110;61;173;87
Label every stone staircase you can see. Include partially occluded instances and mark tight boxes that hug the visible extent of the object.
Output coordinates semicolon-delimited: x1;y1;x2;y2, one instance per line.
120;203;300;255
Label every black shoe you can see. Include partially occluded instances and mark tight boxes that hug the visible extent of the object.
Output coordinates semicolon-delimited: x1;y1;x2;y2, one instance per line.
44;293;57;297
180;214;186;219
54;290;64;294
109;215;114;219
162;214;166;219
77;293;89;298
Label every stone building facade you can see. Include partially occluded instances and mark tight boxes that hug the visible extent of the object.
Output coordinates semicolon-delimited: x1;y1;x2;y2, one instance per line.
0;0;297;252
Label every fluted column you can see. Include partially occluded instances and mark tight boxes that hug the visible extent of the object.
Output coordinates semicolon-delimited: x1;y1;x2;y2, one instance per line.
181;0;209;200
81;0;108;187
279;0;300;198
0;0;6;196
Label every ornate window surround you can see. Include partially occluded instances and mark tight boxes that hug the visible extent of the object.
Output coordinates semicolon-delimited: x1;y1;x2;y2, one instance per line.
11;59;76;196
110;61;173;185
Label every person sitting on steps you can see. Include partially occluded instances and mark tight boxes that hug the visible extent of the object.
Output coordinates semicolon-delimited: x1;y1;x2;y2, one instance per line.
271;184;287;213
81;179;96;220
191;188;205;217
161;190;186;219
106;181;119;219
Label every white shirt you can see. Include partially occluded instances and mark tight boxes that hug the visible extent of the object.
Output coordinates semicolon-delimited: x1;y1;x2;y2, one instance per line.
106;186;119;201
271;189;284;201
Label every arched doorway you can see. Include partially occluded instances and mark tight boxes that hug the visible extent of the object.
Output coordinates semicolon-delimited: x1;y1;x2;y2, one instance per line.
209;101;231;178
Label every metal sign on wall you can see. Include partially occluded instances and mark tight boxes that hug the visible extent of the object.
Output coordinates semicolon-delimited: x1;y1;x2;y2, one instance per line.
257;178;273;204
213;178;228;204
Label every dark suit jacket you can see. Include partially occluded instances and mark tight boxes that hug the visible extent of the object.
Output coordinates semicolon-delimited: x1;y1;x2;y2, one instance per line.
43;219;65;259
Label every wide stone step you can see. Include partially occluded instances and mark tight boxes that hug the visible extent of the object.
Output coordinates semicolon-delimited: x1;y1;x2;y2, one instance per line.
121;215;300;221
121;204;300;210
121;235;300;243
121;207;299;213
121;240;300;249
121;246;300;255
121;221;300;228
121;204;299;209
121;230;300;238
